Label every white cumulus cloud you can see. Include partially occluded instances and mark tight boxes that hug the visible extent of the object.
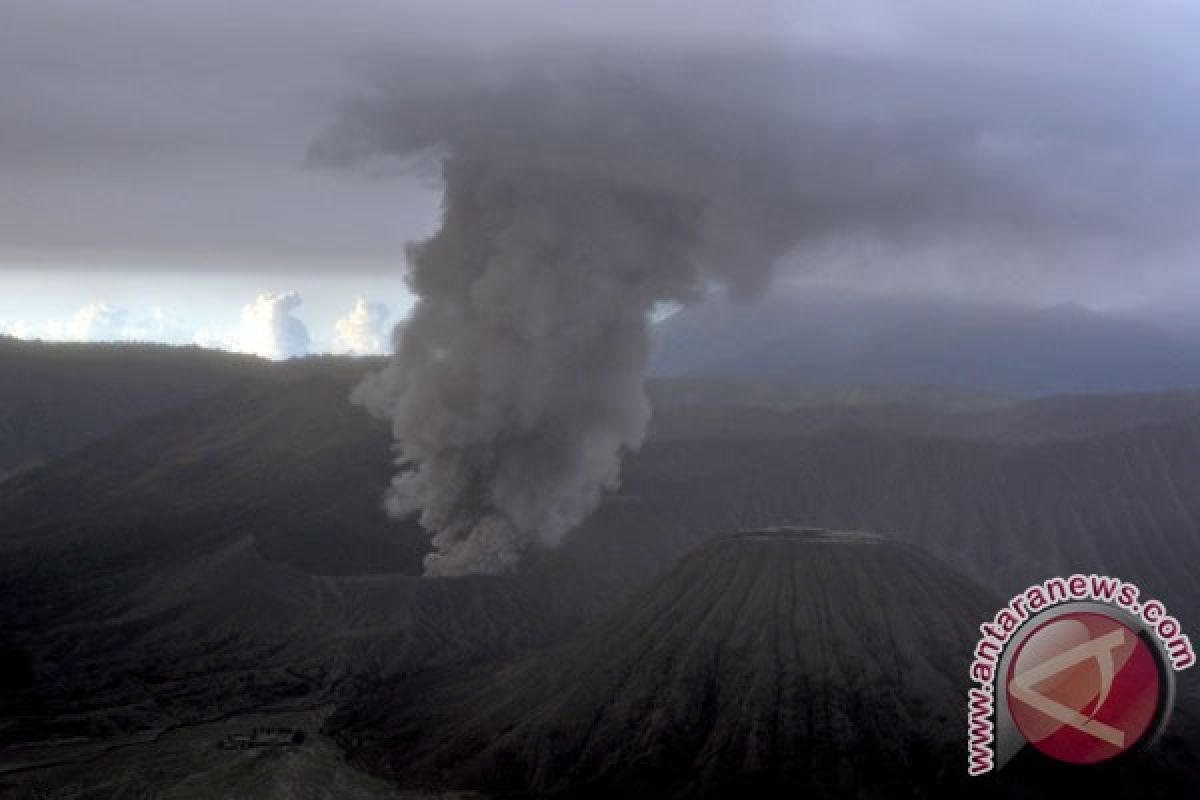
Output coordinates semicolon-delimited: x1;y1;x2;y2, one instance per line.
124;307;194;344
237;291;311;360
0;319;37;339
3;302;200;344
55;302;129;341
334;297;390;355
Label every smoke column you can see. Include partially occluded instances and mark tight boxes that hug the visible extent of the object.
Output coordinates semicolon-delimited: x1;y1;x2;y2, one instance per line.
316;50;1120;575
319;67;803;575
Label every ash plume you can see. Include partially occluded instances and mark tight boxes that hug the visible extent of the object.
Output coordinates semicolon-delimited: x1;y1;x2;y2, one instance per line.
315;62;809;575
314;50;1153;575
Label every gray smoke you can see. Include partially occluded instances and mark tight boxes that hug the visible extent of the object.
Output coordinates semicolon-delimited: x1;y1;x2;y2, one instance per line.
313;49;1166;575
314;60;810;575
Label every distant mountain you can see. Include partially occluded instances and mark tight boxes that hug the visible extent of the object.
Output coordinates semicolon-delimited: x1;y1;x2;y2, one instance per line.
646;379;1200;443
651;288;1200;396
0;338;267;482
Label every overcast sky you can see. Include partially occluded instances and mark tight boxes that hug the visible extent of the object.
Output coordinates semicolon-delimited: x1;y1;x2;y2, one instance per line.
3;1;1200;353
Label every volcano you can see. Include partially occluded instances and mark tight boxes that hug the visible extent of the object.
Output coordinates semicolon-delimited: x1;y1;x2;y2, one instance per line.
336;527;995;798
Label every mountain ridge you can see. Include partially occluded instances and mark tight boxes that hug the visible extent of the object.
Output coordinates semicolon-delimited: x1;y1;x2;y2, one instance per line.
651;288;1200;396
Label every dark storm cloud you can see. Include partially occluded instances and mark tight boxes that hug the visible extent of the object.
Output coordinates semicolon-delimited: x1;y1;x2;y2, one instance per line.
0;0;781;271
0;1;422;269
3;0;1200;290
317;37;1200;295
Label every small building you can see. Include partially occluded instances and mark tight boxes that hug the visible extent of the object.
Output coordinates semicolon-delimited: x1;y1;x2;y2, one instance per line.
217;726;306;750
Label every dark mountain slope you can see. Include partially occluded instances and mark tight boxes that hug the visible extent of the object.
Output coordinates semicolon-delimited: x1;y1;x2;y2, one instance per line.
335;529;995;798
0;371;584;747
648;380;1200;444
0;370;423;591
1;532;574;748
0;338;268;481
4;369;1200;774
554;412;1200;620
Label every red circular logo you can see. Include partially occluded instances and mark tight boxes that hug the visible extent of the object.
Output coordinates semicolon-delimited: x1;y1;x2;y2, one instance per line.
1006;611;1162;764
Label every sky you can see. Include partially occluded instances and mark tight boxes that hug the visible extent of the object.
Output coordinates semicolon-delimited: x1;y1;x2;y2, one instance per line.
4;0;1200;356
